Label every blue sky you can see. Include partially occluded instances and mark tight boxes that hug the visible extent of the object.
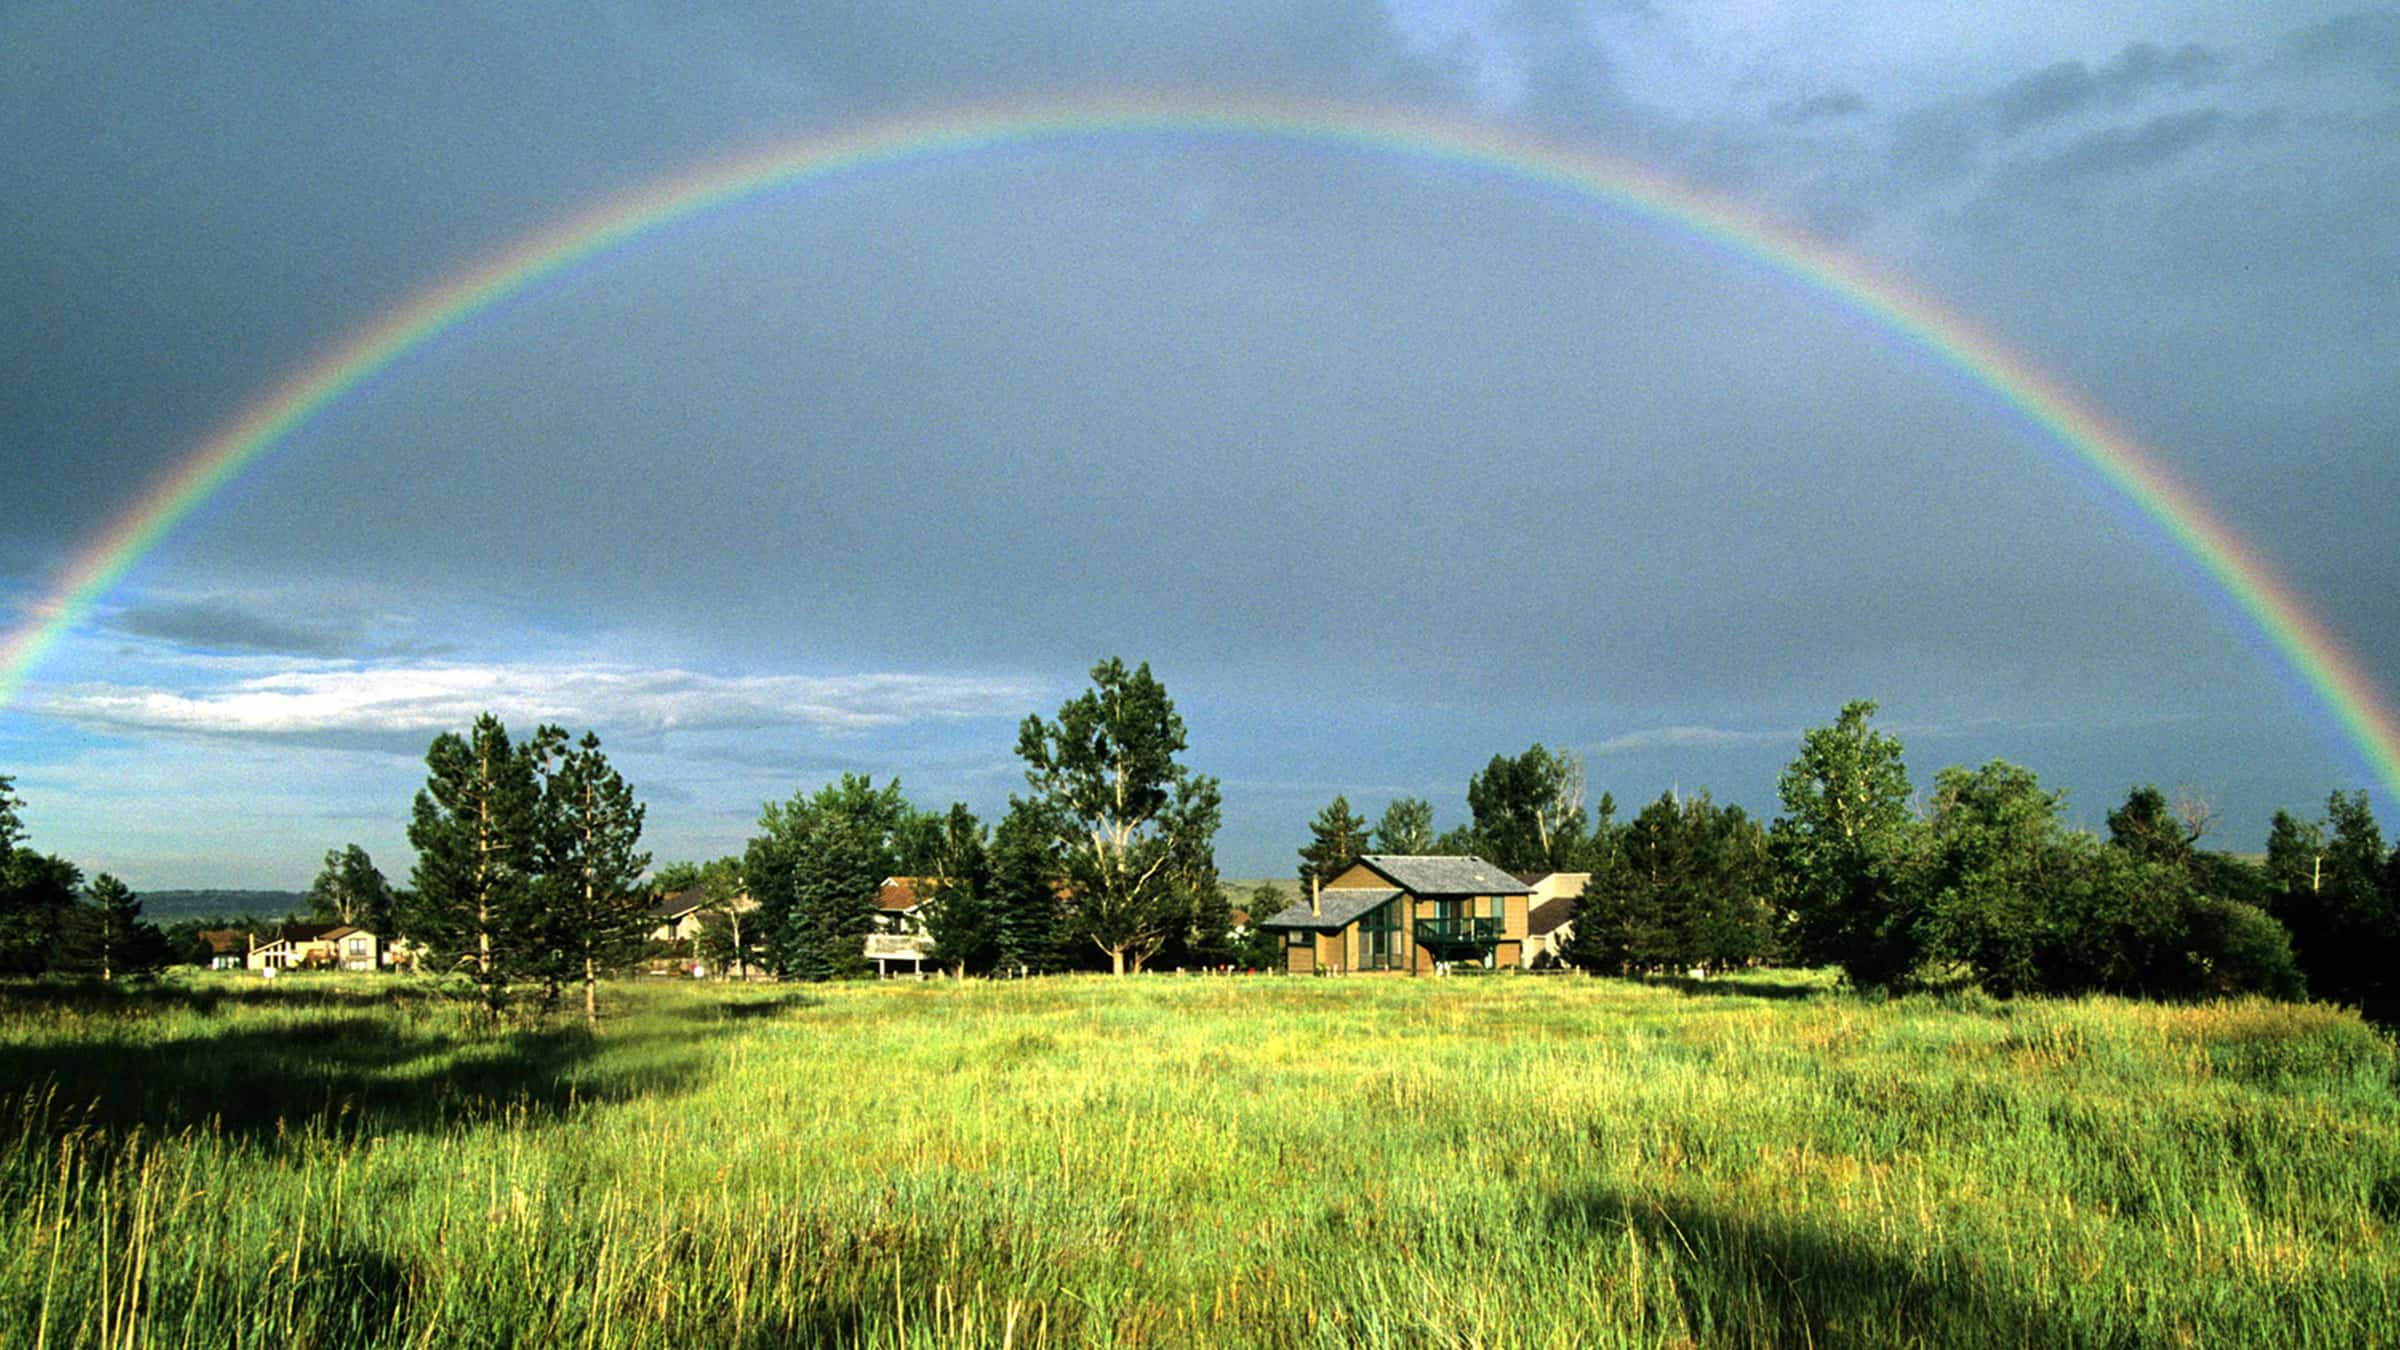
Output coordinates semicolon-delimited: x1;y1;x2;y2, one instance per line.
4;3;2396;887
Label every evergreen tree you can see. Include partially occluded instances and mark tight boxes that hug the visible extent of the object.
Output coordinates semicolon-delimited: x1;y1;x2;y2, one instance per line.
1236;882;1290;970
746;775;903;981
537;731;652;1027
1373;797;1435;854
1297;795;1370;899
0;851;82;975
990;797;1071;975
2267;791;2396;1015
1155;774;1226;971
86;873;156;981
407;713;540;1017
920;804;997;977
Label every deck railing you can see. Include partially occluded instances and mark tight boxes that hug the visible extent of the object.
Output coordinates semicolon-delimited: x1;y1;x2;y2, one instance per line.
1413;916;1504;945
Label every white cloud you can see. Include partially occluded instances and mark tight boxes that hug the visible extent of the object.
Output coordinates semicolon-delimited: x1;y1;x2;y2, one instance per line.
28;662;1046;740
1589;724;1794;756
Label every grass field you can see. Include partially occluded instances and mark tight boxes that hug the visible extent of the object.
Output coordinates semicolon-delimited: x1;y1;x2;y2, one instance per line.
2;971;2396;1347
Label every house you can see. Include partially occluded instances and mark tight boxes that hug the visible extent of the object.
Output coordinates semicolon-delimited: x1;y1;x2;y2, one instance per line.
1518;871;1589;969
195;928;247;971
647;887;761;977
247;923;379;973
1257;855;1535;974
865;876;935;977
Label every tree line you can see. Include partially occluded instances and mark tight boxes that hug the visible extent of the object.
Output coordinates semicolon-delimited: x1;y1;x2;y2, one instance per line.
0;776;166;980
1290;701;2400;1011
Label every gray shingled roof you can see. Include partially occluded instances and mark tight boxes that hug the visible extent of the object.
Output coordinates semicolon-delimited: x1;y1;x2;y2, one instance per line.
1256;888;1403;932
1359;855;1533;896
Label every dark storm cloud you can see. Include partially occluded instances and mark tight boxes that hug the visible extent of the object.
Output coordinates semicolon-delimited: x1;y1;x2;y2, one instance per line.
1990;42;2226;134
110;598;363;659
2019;107;2226;182
2273;10;2400;86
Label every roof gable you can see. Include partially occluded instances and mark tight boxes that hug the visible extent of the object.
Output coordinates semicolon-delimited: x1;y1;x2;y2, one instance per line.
1257;888;1403;932
1358;855;1533;896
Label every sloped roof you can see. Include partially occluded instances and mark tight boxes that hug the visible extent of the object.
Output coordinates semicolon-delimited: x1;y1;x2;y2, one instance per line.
1527;896;1577;937
648;889;702;922
877;877;925;912
1257;888;1404;932
1358;855;1533;896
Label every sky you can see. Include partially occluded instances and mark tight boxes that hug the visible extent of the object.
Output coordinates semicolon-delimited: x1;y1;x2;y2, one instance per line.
3;2;2396;888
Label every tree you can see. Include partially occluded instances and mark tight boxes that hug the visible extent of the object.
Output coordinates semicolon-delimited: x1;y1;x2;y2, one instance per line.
1921;760;2069;997
746;775;904;981
408;714;541;1017
919;804;998;977
1466;744;1587;872
1297;795;1370;901
1154;773;1227;971
2266;791;2396;1015
1016;658;1217;975
990;797;1072;975
536;731;652;1028
0;849;82;975
306;844;396;933
1563;790;1769;978
1373;797;1435;854
685;856;753;980
86;873;156;981
1770;700;1924;989
1236;883;1289;970
0;775;21;854
2106;785;2205;865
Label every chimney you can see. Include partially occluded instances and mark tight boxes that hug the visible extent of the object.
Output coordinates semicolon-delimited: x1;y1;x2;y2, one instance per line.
1310;874;1321;918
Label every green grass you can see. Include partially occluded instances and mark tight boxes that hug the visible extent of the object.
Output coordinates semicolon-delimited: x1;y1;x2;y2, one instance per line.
2;971;2396;1346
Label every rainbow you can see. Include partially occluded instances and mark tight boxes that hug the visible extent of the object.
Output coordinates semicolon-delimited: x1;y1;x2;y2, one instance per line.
4;93;2396;797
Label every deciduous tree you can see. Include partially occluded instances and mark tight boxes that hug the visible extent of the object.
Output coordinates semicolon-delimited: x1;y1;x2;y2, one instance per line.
1016;658;1217;975
1372;797;1435;854
1770;700;1924;989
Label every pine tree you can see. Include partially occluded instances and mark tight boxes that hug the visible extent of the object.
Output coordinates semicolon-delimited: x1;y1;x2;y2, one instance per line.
88;873;143;981
919;803;997;976
537;731;652;1028
408;713;540;1018
990;797;1070;975
1297;795;1370;898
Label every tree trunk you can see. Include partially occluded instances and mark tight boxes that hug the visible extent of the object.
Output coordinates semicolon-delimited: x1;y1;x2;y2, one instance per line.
583;954;598;1030
1109;946;1126;976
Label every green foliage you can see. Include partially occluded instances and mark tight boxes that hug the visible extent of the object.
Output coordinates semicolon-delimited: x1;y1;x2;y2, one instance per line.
2267;790;2399;1016
1465;743;1586;872
746;775;906;981
534;731;652;1024
305;843;395;933
1234;883;1287;970
407;714;541;1013
919;804;997;975
1372;796;1435;854
989;797;1074;975
83;873;166;980
1015;657;1218;974
1771;700;1925;989
1296;794;1369;899
1564;790;1770;977
0;849;82;976
1922;760;2068;997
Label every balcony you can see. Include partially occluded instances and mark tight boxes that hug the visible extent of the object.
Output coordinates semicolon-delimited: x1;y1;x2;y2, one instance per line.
1413;916;1503;948
864;932;933;960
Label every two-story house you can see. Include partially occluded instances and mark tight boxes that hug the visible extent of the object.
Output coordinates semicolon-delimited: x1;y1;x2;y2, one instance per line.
1258;855;1535;974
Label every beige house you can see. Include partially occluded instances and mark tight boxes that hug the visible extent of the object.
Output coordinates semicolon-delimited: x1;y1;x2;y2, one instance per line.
1258;855;1535;974
1519;871;1589;968
647;887;760;977
247;923;379;973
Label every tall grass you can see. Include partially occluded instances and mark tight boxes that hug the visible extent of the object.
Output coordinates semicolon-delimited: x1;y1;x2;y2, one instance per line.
1;970;2394;1346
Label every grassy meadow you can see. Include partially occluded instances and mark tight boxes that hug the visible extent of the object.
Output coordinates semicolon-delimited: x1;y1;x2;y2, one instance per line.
2;971;2396;1347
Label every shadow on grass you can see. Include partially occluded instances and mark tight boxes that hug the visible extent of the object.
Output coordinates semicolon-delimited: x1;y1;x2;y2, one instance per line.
0;979;717;1151
704;989;823;1021
1546;1187;2075;1346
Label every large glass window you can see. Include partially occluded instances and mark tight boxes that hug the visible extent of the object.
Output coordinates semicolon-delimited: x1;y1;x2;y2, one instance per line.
1358;899;1401;970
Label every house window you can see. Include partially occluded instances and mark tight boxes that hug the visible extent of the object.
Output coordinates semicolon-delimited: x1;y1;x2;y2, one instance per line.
1358;900;1401;971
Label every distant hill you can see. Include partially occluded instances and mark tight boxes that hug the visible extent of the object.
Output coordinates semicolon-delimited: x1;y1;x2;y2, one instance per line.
138;890;308;922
